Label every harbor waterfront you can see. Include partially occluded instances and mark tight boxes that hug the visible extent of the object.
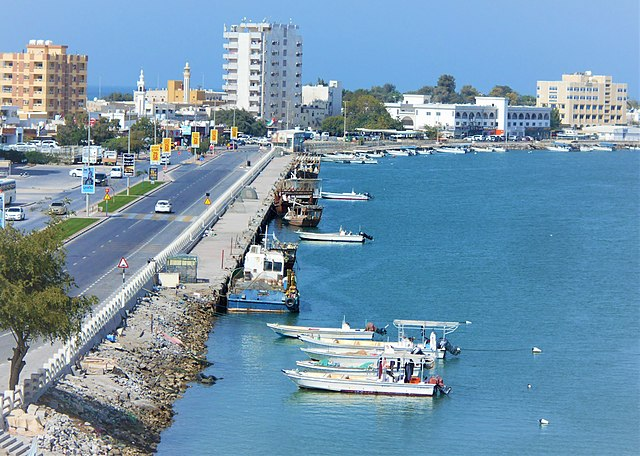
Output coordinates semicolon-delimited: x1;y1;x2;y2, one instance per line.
158;149;639;455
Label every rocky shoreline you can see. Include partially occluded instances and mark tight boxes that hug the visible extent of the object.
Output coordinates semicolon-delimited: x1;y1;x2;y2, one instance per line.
25;285;221;455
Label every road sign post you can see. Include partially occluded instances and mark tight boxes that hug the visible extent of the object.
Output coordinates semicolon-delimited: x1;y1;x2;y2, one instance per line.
117;257;129;287
123;153;135;196
104;188;111;217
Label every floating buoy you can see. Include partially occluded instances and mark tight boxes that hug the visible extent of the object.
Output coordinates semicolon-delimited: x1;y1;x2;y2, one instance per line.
532;347;542;354
539;418;549;425
527;384;532;389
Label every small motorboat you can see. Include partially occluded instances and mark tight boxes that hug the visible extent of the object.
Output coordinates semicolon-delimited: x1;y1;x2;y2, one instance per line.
320;190;372;201
267;319;386;340
296;227;373;243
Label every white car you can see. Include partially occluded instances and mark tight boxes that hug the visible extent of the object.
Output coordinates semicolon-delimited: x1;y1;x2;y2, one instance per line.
69;167;84;177
154;200;172;213
5;206;26;221
109;167;123;178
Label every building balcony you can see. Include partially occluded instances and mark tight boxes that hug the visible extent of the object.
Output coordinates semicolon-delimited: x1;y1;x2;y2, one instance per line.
223;53;238;60
249;74;261;82
250;42;261;50
249;95;261;102
249;64;261;71
223;83;238;91
223;63;238;71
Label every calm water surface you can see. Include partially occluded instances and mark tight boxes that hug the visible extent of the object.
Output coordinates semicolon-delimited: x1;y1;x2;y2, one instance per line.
158;150;639;455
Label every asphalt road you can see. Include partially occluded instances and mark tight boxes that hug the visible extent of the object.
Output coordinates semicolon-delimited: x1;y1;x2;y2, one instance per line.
0;146;262;387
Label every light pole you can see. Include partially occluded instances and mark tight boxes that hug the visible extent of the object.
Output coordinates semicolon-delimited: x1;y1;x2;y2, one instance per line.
85;111;91;216
127;110;131;196
343;101;348;141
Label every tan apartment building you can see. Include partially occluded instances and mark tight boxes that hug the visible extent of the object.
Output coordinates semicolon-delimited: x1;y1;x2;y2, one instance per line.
1;40;88;119
537;71;627;128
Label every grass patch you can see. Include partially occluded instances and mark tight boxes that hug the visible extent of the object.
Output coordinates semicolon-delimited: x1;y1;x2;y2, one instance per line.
97;195;137;212
56;218;99;241
128;181;166;196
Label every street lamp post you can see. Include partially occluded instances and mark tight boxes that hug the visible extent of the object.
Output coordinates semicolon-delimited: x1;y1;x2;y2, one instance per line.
127;110;131;196
343;101;348;141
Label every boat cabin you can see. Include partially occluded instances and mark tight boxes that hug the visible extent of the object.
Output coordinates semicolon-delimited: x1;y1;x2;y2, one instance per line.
243;245;286;282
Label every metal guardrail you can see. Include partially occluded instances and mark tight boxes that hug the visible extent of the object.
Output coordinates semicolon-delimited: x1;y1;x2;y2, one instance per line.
20;149;276;403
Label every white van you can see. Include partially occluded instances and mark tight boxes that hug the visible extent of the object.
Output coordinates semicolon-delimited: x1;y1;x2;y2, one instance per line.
109;166;123;178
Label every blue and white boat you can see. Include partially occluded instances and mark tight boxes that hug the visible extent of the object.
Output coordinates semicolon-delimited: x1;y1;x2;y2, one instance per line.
227;242;300;313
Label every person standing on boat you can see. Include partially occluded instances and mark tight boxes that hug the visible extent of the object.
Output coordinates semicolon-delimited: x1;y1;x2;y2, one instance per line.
429;331;437;352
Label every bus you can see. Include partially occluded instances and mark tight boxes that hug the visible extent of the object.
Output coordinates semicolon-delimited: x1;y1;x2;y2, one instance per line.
0;178;17;205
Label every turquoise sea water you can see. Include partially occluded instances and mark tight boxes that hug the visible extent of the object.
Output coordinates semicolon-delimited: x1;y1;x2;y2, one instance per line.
158;150;639;455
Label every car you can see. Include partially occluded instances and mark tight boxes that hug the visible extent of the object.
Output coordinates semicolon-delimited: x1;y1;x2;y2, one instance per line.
48;201;67;215
154;200;172;213
109;166;123;178
4;206;25;221
94;173;108;186
69;167;84;177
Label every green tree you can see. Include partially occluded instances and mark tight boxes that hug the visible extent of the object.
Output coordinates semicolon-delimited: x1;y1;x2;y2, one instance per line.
550;108;562;130
57;112;87;146
459;84;481;104
432;74;461;103
369;83;402;103
320;115;345;137
104;92;133;102
0;223;95;390
344;94;402;131
408;85;434;96
489;85;518;105
209;109;266;137
517;95;536;106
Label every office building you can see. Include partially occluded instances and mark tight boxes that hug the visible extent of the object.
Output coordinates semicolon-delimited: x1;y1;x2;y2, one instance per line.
222;21;302;126
0;40;88;119
537;71;628;127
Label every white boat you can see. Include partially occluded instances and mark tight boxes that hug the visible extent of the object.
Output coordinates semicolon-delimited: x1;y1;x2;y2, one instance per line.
298;334;418;352
471;146;492;153
349;158;378;164
415;148;432;155
295;354;435;373
321;153;356;162
491;147;506;152
579;145;594;152
320;190;372;201
282;368;449;396
363;151;386;158
386;149;410;157
592;144;614;151
393;319;471;359
434;146;467;154
300;346;434;367
546;145;572;152
296;227;373;243
266;319;385;340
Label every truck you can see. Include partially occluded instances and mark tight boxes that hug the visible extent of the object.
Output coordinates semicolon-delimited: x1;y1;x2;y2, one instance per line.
81;145;103;164
101;150;118;165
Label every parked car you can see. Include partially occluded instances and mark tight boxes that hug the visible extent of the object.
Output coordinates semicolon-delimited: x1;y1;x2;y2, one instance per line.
109;166;123;178
154;199;172;213
69;167;84;177
4;206;25;221
48;201;68;215
94;173;109;186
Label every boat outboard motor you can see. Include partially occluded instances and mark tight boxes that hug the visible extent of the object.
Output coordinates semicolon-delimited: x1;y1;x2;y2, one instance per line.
438;337;461;356
375;324;388;336
359;231;374;241
364;192;374;199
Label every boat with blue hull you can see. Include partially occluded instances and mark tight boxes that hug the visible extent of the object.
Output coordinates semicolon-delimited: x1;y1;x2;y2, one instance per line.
226;242;300;313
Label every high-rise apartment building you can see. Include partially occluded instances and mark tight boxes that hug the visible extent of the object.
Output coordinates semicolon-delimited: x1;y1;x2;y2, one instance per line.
0;40;88;119
537;71;628;127
222;21;302;126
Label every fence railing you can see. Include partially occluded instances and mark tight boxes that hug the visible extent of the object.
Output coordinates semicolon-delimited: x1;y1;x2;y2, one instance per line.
18;149;276;404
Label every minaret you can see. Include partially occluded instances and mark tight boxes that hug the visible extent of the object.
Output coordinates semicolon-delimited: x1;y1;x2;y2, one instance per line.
134;69;146;116
183;62;191;103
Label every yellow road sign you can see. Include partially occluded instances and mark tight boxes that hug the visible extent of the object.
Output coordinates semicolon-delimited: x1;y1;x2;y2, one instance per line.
162;137;172;152
104;193;111;201
192;132;200;148
204;197;211;205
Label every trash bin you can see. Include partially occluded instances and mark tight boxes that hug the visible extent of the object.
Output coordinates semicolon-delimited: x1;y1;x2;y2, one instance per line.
246;160;251;167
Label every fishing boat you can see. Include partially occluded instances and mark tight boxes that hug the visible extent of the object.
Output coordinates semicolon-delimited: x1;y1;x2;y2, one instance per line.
546;143;573;152
415;148;432;155
363;151;386;158
491;147;506;152
434;146;467;154
349;158;378;164
320;190;372;201
283;202;323;227
266;319;386;339
295;353;435;373
579;145;594;152
386;149;410;157
300;346;435;367
227;243;300;313
592;142;615;151
264;231;298;269
296;227;373;243
393;319;471;359
470;146;493;153
298;334;418;352
321;153;356;162
282;359;449;396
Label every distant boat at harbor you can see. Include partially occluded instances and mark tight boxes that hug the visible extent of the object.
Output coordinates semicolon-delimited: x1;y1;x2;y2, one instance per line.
297;227;373;243
320;190;373;201
283;203;323;227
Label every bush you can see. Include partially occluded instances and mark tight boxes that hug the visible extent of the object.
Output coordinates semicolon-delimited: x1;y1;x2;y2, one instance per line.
24;151;52;164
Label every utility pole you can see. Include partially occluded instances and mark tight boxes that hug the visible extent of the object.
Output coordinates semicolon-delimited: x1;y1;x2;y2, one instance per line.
343;101;347;141
127;110;131;196
85;111;91;216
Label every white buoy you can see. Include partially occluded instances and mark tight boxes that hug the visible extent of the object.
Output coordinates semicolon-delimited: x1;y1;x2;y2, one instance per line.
532;347;542;354
539;418;549;425
527;384;532;389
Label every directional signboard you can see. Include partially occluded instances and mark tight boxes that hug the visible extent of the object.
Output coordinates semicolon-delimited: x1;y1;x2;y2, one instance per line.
81;166;96;194
210;129;218;144
123;153;135;177
150;145;161;165
162;137;172;153
149;166;158;182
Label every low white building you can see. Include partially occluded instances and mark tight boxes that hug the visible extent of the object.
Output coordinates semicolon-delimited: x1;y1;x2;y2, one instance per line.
386;95;551;139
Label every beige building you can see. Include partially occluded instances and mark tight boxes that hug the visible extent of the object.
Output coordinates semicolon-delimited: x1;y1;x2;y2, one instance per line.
1;40;88;119
537;71;627;127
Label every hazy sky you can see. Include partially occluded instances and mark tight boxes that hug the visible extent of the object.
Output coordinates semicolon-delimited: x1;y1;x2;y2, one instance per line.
2;0;638;97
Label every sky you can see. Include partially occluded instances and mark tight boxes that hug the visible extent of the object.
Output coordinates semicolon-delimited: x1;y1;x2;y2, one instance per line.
2;0;638;98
